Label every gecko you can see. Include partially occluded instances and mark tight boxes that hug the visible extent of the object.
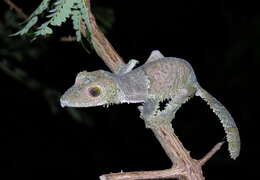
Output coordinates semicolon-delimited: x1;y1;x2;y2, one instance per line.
60;50;240;159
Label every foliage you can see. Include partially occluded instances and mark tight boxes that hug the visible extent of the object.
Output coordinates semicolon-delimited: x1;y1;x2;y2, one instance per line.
11;0;91;42
0;11;44;62
1;0;115;124
0;10;93;125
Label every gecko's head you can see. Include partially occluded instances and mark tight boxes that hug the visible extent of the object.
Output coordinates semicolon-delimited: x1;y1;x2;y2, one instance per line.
60;70;120;108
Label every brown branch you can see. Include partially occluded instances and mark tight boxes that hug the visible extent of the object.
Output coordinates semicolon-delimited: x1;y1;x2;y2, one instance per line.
199;141;224;166
3;0;28;19
60;36;77;42
100;168;184;180
100;126;223;180
151;126;190;164
83;0;125;73
83;1;224;180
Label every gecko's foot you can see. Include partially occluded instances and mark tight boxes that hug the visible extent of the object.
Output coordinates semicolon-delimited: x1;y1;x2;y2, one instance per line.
143;113;173;129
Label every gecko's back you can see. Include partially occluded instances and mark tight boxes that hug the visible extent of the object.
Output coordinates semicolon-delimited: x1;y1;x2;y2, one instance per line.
127;56;240;159
140;57;197;100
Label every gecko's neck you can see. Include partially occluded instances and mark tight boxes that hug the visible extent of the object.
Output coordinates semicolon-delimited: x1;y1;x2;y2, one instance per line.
115;68;149;104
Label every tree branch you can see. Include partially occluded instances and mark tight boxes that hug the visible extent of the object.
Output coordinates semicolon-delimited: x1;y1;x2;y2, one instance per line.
199;141;225;166
3;0;27;19
85;1;224;179
100;127;224;180
83;0;125;73
100;168;184;180
83;0;223;180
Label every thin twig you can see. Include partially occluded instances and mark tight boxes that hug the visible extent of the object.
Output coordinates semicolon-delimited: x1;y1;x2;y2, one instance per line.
199;141;225;166
60;36;77;42
3;0;28;19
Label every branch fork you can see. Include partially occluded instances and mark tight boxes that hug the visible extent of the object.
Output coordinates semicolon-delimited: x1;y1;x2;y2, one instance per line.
82;1;224;179
99;126;223;180
5;0;225;179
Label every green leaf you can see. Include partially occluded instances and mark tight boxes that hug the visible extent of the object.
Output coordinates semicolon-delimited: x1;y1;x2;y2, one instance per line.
11;0;94;43
10;16;38;36
27;0;51;20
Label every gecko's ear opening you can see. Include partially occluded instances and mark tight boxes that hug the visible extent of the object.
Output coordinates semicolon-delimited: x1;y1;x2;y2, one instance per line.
146;50;165;63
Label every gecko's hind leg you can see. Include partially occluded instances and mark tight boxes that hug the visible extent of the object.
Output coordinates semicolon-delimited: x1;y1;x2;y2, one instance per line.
138;98;175;129
157;89;193;121
139;88;194;129
138;99;159;120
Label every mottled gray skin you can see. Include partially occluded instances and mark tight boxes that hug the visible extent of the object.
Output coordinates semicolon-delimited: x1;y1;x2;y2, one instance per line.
60;50;240;159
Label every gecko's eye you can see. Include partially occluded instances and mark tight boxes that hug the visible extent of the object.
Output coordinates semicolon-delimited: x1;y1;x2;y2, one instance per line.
88;86;101;97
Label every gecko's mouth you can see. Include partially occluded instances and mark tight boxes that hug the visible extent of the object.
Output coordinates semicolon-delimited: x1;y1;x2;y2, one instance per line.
60;98;69;108
60;99;107;108
60;100;84;108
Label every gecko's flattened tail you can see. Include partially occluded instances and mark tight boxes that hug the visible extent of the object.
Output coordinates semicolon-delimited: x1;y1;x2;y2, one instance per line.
195;84;240;159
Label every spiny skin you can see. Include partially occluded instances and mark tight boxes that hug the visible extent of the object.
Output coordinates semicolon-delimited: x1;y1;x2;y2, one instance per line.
60;50;240;159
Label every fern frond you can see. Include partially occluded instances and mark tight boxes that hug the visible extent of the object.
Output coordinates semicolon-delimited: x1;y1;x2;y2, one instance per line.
34;22;53;36
12;0;92;42
77;1;92;43
49;0;75;26
71;9;81;41
77;0;91;32
27;0;51;20
10;16;38;36
71;0;92;42
33;0;75;37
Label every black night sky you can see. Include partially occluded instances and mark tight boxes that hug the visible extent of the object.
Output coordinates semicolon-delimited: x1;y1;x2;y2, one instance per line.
0;0;258;179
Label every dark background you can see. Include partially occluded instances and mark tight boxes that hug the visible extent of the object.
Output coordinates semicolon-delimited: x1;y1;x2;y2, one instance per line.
0;0;257;179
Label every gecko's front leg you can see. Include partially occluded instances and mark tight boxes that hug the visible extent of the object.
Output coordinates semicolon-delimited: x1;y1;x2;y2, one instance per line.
116;59;139;75
138;99;158;119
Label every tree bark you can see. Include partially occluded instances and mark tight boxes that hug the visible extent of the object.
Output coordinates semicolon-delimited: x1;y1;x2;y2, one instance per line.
83;1;224;179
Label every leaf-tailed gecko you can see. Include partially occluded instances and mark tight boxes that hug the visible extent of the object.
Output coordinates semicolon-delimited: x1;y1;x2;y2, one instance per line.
60;50;240;159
